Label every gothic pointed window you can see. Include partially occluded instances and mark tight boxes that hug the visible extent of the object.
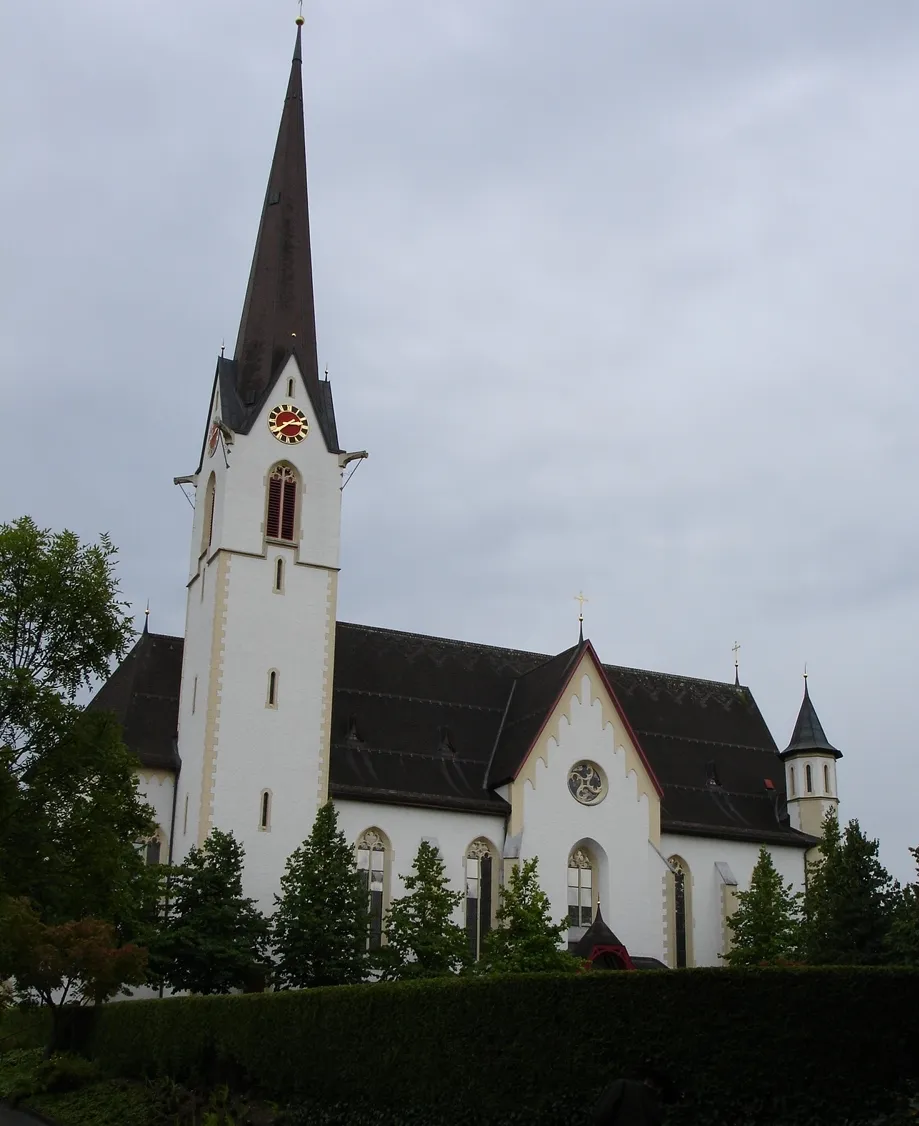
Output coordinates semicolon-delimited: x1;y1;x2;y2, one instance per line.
667;856;692;968
144;835;162;866
201;473;216;554
465;839;495;961
266;464;298;542
357;828;389;951
567;847;595;931
805;764;813;793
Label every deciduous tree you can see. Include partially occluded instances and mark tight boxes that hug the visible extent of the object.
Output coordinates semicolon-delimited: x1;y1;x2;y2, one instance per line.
272;802;368;988
478;858;579;974
376;840;469;981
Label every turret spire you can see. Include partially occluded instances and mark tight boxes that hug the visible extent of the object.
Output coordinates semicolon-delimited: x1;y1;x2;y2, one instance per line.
780;676;842;759
232;23;322;419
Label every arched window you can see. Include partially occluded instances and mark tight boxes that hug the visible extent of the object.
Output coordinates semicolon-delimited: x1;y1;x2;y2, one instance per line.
274;557;284;593
789;766;796;797
258;789;272;831
144;835;162;866
667;856;692;968
267;669;278;708
823;763;830;793
357;828;389;951
287;377;295;397
805;764;813;793
266;464;298;542
201;473;216;554
465;838;496;960
567;847;595;931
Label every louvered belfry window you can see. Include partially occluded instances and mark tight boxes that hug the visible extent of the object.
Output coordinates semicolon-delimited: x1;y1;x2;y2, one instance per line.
266;465;297;541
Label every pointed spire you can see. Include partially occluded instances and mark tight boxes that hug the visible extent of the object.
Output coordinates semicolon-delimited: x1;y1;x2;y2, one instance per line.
143;600;150;634
781;675;842;759
232;22;322;418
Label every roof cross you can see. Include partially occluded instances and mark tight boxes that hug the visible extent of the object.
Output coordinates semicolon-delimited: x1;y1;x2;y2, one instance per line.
732;640;740;685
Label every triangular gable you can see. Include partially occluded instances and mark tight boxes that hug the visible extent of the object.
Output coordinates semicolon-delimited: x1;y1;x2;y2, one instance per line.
507;642;663;841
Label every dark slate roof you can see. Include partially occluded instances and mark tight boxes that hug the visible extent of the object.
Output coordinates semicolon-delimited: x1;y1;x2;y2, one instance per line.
227;27;338;452
571;907;628;960
780;682;842;760
89;621;816;847
87;629;181;771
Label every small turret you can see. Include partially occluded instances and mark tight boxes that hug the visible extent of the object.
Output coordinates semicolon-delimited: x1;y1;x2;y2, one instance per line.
779;676;842;839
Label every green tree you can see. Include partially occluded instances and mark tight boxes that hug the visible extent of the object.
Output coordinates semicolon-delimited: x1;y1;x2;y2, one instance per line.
478;858;579;974
0;517;134;772
724;847;802;966
802;808;897;965
888;846;919;966
150;829;269;994
375;840;469;981
271;802;368;988
0;517;157;937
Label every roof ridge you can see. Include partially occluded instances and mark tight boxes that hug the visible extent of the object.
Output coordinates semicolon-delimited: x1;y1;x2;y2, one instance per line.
603;661;741;691
335;620;550;663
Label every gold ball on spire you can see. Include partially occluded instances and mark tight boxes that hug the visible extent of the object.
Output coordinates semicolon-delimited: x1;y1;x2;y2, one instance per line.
295;15;304;25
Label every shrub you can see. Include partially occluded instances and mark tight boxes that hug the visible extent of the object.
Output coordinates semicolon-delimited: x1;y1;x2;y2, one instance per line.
81;967;919;1125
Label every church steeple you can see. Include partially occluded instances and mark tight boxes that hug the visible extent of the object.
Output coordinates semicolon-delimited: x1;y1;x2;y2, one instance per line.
232;22;324;425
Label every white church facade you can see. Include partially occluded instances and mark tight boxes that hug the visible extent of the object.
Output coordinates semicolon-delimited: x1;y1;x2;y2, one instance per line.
90;23;844;971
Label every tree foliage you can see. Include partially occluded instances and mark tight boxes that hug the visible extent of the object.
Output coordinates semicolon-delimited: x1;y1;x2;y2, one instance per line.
888;846;919;966
724;846;802;966
272;803;368;989
0;896;147;1053
478;857;579;974
0;517;134;771
802;808;898;965
375;840;469;981
149;829;269;995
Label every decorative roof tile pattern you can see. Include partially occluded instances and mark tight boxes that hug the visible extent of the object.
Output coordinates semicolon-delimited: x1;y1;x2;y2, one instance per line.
89;621;815;846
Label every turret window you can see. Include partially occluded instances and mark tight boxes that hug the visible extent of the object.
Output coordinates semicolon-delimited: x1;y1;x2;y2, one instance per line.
266;464;298;542
824;764;830;793
789;766;796;797
267;669;279;708
805;764;813;793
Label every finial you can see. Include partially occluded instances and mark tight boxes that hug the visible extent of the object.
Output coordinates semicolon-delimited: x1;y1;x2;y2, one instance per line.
143;600;150;634
296;0;304;25
732;641;741;686
220;339;225;358
575;592;588;643
324;365;329;381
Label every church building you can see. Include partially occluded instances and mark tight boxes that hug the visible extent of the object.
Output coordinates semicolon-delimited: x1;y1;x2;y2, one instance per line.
89;23;844;970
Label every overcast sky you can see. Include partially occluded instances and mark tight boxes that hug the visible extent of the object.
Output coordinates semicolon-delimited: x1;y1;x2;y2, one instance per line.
1;2;917;882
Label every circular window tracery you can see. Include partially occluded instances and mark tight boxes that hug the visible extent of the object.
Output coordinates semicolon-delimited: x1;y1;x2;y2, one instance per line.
568;761;606;805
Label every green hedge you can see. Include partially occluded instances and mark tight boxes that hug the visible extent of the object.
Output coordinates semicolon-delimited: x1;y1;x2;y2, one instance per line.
80;968;919;1125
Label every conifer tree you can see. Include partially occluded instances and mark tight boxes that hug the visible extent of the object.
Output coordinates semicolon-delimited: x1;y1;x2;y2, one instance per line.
272;801;368;988
887;846;919;966
150;828;269;994
478;857;579;974
375;840;469;981
724;846;802;966
802;808;897;965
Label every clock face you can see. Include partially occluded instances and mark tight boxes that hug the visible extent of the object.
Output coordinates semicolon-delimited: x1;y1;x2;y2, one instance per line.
207;423;221;458
268;403;309;445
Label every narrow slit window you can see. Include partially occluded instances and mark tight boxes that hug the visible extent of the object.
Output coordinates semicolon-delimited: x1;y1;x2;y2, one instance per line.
183;794;189;835
267;670;278;708
823;764;830;793
266;465;298;542
274;558;284;592
805;764;813;793
192;675;198;714
287;377;294;397
259;790;271;831
201;473;216;553
789;766;796;797
357;830;388;951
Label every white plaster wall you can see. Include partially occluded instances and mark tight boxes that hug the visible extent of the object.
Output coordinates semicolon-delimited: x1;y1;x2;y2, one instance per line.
518;673;665;961
334;799;507;926
135;769;176;858
661;834;806;966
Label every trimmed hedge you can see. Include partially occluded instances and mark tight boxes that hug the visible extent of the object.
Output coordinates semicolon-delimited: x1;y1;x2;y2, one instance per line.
81;968;919;1125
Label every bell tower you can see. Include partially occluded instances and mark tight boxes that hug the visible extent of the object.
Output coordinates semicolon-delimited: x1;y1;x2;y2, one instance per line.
779;676;842;845
172;20;361;909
